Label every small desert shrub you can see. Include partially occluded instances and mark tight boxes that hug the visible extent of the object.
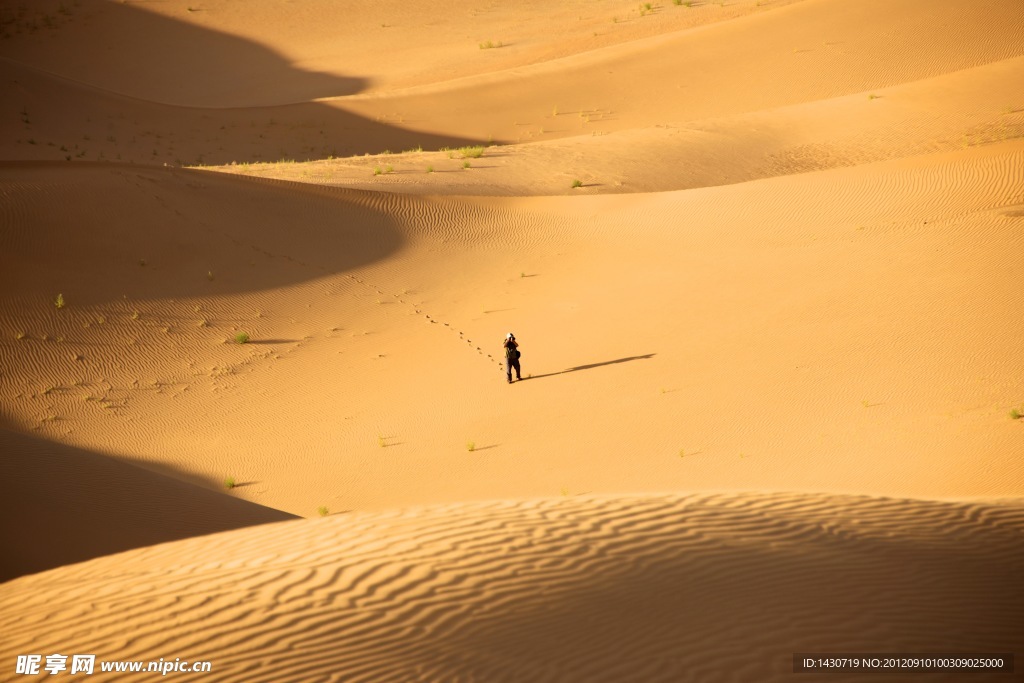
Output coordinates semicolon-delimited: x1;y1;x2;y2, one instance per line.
426;165;434;173
1011;408;1022;420
206;270;215;281
571;179;583;188
131;310;140;320
868;94;881;100
378;435;386;448
317;506;330;517
459;145;485;158
479;40;503;49
385;164;394;174
462;161;471;169
54;293;65;309
15;331;26;340
373;166;382;175
234;331;250;344
224;477;236;489
466;441;476;452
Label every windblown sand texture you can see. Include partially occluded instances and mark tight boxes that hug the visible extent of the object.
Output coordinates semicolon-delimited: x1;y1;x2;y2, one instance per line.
1;0;1022;680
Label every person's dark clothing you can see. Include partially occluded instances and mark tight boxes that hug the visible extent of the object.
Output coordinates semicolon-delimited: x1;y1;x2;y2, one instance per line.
504;339;521;382
506;358;521;382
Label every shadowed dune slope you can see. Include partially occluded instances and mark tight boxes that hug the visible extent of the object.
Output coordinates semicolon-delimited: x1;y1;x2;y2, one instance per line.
0;0;802;103
1;493;1021;682
0;427;296;582
0;162;406;307
0;57;486;166
3;0;1021;171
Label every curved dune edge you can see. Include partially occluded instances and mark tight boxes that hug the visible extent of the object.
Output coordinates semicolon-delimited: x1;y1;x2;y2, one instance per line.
1;491;1021;682
0;426;297;582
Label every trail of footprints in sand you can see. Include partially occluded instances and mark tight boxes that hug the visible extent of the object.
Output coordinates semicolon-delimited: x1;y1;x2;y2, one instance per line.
186;211;503;376
343;272;505;371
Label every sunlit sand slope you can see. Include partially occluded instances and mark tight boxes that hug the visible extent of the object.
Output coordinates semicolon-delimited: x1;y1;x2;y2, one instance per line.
1;493;1021;682
224;56;1024;195
1;143;1022;523
0;427;296;582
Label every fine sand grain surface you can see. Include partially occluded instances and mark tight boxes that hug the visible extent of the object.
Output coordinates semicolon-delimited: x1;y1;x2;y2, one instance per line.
1;493;1023;682
1;0;1023;680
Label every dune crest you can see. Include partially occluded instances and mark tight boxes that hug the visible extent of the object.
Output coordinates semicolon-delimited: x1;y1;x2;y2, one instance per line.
1;492;1021;682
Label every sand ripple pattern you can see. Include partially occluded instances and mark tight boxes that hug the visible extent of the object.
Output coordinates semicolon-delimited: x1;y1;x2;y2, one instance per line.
1;492;1021;682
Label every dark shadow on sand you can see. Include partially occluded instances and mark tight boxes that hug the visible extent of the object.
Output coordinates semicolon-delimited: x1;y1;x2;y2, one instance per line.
2;1;501;164
0;425;297;582
524;354;656;380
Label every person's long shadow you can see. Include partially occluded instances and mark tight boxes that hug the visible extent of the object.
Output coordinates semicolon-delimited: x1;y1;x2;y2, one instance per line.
523;354;655;381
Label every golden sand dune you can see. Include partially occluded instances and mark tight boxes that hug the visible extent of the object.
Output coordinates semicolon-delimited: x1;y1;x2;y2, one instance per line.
4;0;1022;173
2;0;1023;679
2;143;1021;529
1;492;1021;682
227;56;1024;195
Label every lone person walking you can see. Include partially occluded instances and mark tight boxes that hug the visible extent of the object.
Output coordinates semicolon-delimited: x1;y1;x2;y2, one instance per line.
504;332;522;384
